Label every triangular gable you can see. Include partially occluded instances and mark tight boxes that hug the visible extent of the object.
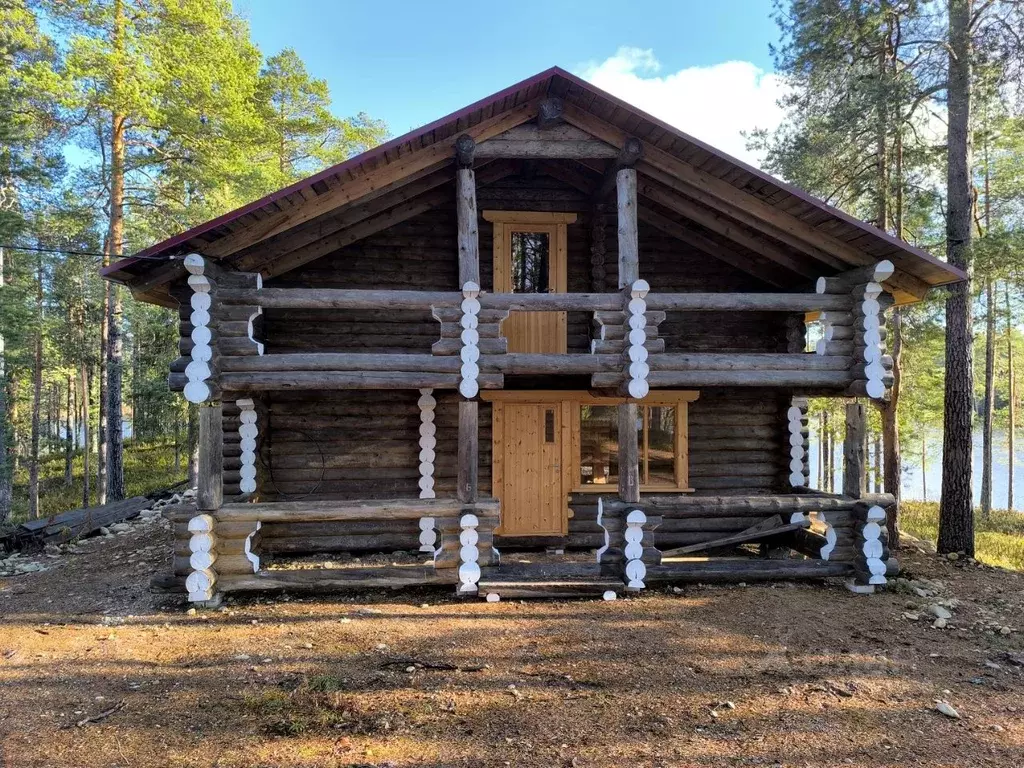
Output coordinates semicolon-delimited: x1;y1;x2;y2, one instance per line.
104;66;965;307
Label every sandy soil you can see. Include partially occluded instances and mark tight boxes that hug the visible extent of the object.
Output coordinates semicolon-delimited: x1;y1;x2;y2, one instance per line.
1;517;1023;768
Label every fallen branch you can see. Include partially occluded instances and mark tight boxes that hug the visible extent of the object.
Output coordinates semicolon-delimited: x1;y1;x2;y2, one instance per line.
381;657;484;672
75;699;126;728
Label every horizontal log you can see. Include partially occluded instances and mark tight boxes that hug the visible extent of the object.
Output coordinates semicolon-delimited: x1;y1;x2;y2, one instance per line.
221;372;503;391
645;559;852;583
261;534;420;554
217;497;499;523
602;494;878;517
649;353;851;372
475;138;620;159
816;261;895;294
645;293;851;312
592;370;850;388
220;288;850;314
218;566;458;592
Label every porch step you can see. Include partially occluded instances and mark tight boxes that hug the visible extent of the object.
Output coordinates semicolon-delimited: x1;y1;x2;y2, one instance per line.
478;576;624;601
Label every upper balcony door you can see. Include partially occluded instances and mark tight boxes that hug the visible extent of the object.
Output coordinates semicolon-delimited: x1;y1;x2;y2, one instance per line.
487;211;575;354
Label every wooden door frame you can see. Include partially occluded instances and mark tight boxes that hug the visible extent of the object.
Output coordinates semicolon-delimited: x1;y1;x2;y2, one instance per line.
485;210;575;354
489;395;573;536
485;390;700;502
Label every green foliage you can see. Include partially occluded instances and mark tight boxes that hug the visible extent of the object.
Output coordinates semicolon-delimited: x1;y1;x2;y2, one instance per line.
901;501;1024;570
8;441;184;522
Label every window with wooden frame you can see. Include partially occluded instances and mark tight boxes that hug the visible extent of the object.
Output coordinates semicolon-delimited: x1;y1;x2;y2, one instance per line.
483;211;576;354
577;401;693;492
482;391;698;497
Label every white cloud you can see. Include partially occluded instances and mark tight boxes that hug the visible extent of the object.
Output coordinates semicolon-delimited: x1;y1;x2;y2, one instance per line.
577;47;789;169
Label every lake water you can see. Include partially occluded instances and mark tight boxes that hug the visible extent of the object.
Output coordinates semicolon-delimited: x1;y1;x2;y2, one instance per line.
808;427;1023;508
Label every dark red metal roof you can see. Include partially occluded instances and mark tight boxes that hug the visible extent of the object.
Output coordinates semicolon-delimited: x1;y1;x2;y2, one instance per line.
103;65;965;289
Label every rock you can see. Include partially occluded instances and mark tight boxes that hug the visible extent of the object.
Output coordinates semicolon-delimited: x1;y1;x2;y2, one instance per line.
929;604;953;620
99;527;112;536
935;700;961;719
933;618;948;629
946;552;959;562
902;612;921;622
110;523;131;533
990;724;1005;732
1000;626;1012;636
186;608;197;616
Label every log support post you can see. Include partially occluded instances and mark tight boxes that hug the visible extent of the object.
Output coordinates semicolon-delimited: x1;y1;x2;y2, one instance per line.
843;402;865;499
457;401;478;503
616;167;642;505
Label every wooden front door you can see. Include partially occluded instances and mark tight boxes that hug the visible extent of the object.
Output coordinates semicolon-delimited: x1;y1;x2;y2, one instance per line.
493;401;569;536
492;220;568;353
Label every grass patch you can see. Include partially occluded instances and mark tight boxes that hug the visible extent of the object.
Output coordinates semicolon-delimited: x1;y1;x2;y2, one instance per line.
244;676;390;738
7;442;187;524
901;501;1024;570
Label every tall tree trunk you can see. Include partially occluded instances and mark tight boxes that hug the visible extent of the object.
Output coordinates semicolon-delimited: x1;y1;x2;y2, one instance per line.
64;375;73;486
104;0;127;503
938;0;975;556
98;278;108;503
80;362;90;507
981;279;995;518
922;435;927;501
1007;284;1015;511
0;246;11;524
29;251;44;520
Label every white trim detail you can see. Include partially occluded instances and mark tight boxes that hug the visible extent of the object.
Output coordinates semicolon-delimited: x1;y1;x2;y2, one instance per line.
624;280;650;399
457;513;481;594
624;509;648;590
817;511;837;560
244;521;262;572
183;254;214;404
186;513;218;602
595;496;610;563
237;398;259;496
458;282;481;399
860;505;888;585
418;516;438;554
787;397;809;487
417;388;437;499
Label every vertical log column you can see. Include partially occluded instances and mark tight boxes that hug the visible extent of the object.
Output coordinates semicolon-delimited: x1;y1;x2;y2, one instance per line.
188;402;223;605
617;168;641;504
455;136;480;507
843;402;865;499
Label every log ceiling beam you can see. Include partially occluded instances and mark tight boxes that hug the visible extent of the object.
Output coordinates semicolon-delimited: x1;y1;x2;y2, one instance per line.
255;161;518;279
635;176;820;278
538;160;796;288
636;207;791;289
205;100;540;258
232;161;499;272
560;103;931;300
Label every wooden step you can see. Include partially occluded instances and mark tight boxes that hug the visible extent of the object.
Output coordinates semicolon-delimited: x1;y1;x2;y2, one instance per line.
477;577;624;600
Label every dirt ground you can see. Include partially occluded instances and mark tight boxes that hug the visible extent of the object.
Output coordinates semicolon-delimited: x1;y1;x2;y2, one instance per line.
2;517;1023;768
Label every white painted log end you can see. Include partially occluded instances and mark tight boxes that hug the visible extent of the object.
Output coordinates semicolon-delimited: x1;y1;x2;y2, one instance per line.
244;522;261;572
183;253;205;274
459;379;479;399
630;279;650;299
187;514;216;533
815;276;827;294
874;259;895;282
627;379;649;400
602;590;618;601
462;280;481;297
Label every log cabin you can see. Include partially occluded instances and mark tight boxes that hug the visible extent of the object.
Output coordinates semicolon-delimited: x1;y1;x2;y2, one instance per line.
103;67;965;604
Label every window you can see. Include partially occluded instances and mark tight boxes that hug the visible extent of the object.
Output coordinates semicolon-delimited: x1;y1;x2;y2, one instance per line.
510;231;550;294
579;404;684;489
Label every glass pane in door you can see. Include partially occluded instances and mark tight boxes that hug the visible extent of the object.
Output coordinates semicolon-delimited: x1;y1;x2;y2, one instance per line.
510;231;550;293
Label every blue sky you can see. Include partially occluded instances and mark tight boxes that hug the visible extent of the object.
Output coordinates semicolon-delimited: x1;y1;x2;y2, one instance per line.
237;0;785;165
